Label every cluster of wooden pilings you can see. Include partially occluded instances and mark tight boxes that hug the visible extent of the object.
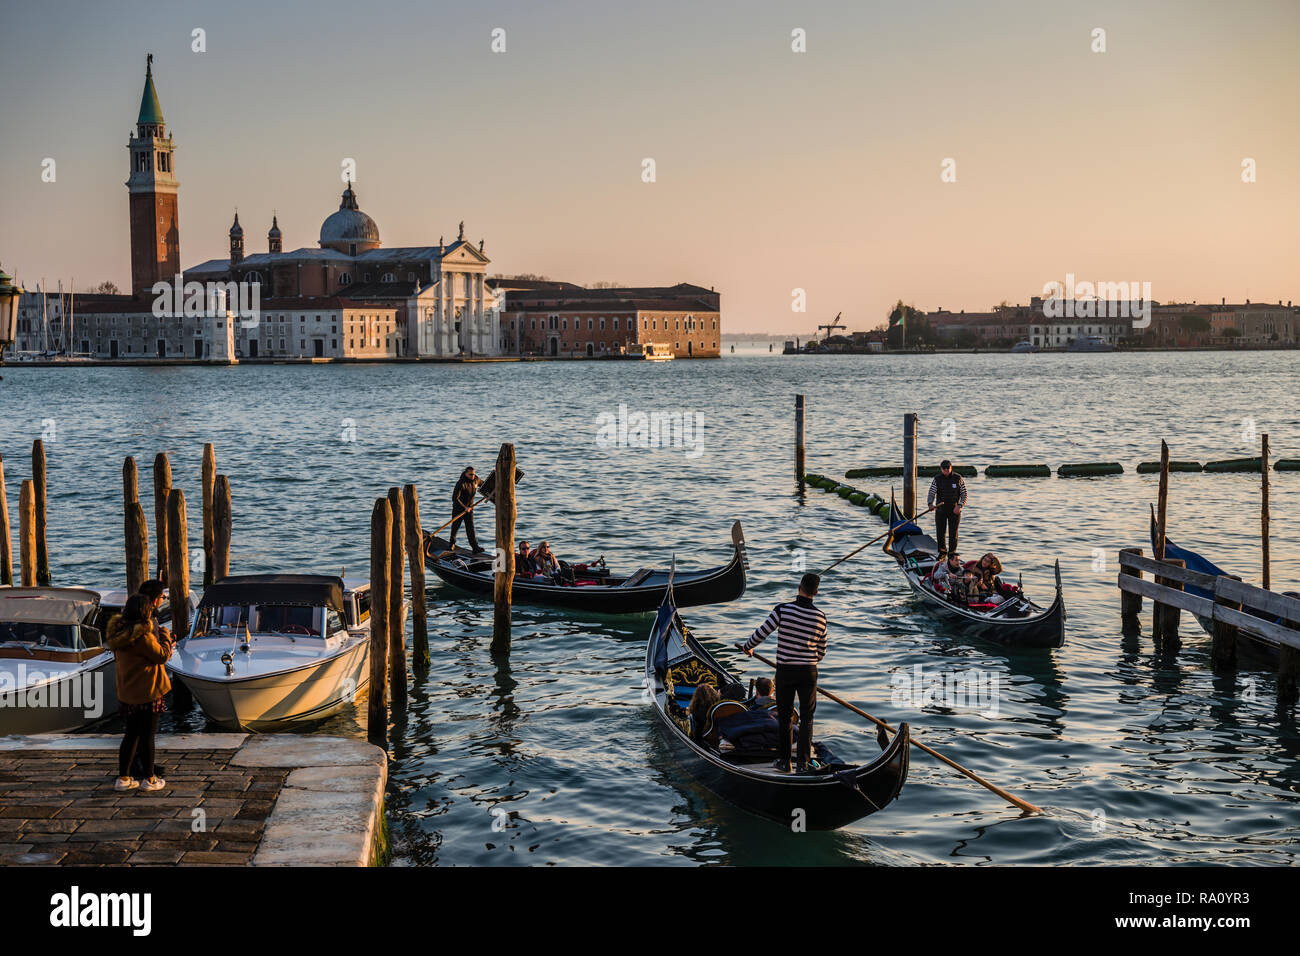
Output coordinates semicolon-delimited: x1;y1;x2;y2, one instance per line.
1119;437;1299;705
363;442;514;747
0;441;53;588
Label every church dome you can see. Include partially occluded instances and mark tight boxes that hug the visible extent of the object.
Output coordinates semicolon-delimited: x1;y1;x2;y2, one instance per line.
319;183;380;252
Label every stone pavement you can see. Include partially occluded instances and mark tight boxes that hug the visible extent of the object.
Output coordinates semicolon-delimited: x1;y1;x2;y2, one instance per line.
0;734;386;866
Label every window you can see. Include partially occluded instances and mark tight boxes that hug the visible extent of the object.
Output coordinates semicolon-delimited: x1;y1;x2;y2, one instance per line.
340;274;352;285
381;273;395;283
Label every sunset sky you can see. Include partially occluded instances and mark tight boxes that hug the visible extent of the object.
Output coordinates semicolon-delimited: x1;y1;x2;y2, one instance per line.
2;0;1297;333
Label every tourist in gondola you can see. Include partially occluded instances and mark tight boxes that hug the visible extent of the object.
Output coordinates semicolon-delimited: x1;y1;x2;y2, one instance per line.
448;466;486;554
534;541;559;577
516;540;536;575
926;460;967;558
750;677;776;710
737;572;828;773
967;553;1010;603
931;551;965;598
107;592;175;793
688;683;721;744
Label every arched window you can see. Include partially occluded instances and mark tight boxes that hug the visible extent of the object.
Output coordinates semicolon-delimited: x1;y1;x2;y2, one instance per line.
340;274;352;285
381;272;395;283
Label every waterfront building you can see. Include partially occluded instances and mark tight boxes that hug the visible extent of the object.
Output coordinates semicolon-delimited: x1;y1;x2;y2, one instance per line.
500;283;722;358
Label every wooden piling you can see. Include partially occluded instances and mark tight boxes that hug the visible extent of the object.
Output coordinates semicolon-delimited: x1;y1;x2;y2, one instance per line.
1154;440;1170;561
18;480;35;587
1279;646;1299;707
153;453;171;585
0;453;12;586
201;444;215;586
387;486;407;709
490;443;517;657
32;439;49;584
1211;575;1242;671
368;497;392;746
123;458;149;594
213;475;232;581
165;489;191;638
1119;547;1143;630
902;413;918;519
1152;557;1185;648
403;483;430;672
1261;433;1270;591
795;394;806;484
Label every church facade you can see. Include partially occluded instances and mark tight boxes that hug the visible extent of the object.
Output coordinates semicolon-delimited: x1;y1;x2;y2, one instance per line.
13;57;504;361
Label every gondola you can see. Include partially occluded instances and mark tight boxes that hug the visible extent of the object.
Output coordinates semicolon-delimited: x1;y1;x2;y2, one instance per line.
1150;510;1299;660
423;521;747;614
644;575;910;830
884;498;1066;648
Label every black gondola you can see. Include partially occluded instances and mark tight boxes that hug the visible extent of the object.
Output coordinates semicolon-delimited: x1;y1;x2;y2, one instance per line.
884;498;1066;648
645;577;910;830
424;521;748;614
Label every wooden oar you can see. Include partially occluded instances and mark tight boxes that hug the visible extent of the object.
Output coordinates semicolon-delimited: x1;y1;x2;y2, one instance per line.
746;649;1042;814
819;504;936;576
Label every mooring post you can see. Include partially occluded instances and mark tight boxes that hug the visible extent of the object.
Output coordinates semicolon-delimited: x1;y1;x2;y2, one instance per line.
1152;557;1185;650
490;443;517;657
213;475;232;580
902;413;918;519
123;458;149;594
1261;433;1270;591
153;453;171;585
32;439;49;584
368;497;392;746
1211;575;1242;671
19;479;36;587
1279;646;1299;707
1119;547;1143;632
387;486;407;709
165;489;191;638
201;443;216;586
1154;440;1170;561
795;394;806;484
0;453;11;586
403;483;430;672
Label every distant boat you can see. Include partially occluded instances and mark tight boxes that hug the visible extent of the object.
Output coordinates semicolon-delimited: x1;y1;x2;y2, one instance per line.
1010;340;1035;353
1067;335;1113;352
633;343;674;361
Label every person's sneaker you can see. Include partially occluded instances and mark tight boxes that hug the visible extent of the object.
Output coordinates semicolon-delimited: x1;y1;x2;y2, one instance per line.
114;776;139;792
771;759;791;773
140;776;166;792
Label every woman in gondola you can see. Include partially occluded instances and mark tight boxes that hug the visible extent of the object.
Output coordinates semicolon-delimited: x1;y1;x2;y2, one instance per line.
967;553;1006;603
687;683;721;745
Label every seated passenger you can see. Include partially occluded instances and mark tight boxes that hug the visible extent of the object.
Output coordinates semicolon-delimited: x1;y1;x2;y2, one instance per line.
715;704;781;752
516;540;536;575
750;677;776;710
931;552;964;594
688;683;721;744
966;553;1004;603
534;541;559;578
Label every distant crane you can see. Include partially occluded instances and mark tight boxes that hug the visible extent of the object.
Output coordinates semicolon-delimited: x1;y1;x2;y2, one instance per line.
818;311;845;345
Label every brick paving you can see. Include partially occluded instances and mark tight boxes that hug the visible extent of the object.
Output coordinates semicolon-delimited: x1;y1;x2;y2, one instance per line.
0;749;288;866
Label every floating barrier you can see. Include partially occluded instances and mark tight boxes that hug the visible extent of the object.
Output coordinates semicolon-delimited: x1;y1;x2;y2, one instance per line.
848;491;867;506
1204;457;1263;473
1274;459;1300;472
1136;460;1203;474
1057;462;1124;477
917;465;978;477
835;485;855;499
844;467;903;479
985;464;1051;478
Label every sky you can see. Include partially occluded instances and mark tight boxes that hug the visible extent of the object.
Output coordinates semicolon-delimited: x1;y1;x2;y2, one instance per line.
2;0;1297;333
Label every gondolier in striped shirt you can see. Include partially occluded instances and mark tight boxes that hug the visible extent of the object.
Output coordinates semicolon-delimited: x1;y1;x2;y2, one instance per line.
736;573;827;773
927;459;967;558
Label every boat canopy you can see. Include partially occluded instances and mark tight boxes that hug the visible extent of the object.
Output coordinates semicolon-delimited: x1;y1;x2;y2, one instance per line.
198;575;345;615
0;588;101;625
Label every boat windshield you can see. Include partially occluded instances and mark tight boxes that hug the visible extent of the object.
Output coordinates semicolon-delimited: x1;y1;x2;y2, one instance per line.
194;604;323;637
0;621;83;650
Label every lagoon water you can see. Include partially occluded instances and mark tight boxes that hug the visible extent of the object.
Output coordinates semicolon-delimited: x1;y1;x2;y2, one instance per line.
2;350;1298;865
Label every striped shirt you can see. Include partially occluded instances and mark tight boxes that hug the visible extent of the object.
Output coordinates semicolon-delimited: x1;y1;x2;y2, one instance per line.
742;596;827;665
927;473;967;508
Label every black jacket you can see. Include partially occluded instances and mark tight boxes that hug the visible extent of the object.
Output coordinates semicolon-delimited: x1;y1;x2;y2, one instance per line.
452;474;480;510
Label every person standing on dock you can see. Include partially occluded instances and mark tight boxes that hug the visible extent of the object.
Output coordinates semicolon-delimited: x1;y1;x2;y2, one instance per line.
736;573;827;773
106;593;175;793
927;460;967;558
448;466;486;554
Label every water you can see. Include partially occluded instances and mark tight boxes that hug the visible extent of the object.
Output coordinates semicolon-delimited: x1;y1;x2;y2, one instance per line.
1;351;1297;865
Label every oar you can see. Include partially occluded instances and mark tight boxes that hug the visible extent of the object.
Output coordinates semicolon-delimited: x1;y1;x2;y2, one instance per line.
746;649;1042;814
819;504;936;576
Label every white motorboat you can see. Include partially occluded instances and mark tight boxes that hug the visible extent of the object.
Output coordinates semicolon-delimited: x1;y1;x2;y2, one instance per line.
1010;340;1035;353
0;588;118;733
167;574;377;731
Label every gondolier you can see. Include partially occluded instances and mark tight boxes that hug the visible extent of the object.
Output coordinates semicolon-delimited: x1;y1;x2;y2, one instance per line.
449;466;486;554
737;572;827;773
927;459;967;558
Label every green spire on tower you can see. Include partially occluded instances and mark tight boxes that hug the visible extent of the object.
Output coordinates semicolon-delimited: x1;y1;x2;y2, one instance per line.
137;53;164;127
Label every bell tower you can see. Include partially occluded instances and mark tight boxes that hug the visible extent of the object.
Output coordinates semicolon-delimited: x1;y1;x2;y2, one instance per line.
126;54;181;296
